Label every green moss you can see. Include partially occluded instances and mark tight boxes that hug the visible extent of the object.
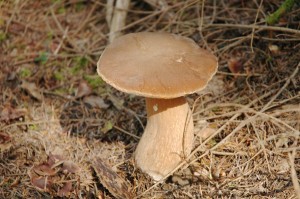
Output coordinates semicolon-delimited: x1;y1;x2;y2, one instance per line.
54;88;68;95
0;31;7;42
0;18;4;26
58;6;66;14
53;71;64;81
71;57;88;74
47;31;54;39
75;2;85;11
83;74;104;89
29;124;38;131
207;139;217;148
19;68;32;78
212;107;221;112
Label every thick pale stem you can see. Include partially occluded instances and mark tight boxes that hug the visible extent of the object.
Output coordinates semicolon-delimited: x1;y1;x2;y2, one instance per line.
134;97;194;181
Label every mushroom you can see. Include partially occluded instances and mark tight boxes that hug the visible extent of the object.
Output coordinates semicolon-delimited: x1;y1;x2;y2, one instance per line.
97;32;218;181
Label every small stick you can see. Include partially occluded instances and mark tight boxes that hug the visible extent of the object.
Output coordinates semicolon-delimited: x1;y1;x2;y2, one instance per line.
288;148;300;198
108;0;131;43
207;23;300;35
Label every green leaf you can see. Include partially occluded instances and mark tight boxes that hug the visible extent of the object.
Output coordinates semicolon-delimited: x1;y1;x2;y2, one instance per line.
34;52;48;64
102;121;114;133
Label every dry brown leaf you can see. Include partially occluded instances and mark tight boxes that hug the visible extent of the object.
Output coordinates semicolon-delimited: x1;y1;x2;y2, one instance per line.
31;176;52;192
83;95;109;109
75;80;92;99
33;164;57;176
171;175;190;186
0;132;11;144
62;160;80;174
0;104;27;122
21;81;43;101
228;57;243;74
0;129;13;153
92;158;134;199
0;141;12;152
47;153;65;167
57;181;73;197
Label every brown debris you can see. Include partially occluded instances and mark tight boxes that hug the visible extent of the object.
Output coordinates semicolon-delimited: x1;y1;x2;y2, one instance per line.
33;164;57;176
28;153;81;197
20;81;43;101
47;153;65;167
92;158;134;199
57;181;73;197
83;95;109;109
0;132;11;144
62;160;80;174
75;80;93;99
30;176;53;192
227;57;244;74
0;104;27;123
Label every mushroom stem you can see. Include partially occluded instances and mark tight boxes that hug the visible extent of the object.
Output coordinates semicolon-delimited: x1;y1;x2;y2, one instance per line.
135;97;194;181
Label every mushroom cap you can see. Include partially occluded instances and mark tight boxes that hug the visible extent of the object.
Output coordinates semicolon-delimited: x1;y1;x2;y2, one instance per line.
97;32;218;99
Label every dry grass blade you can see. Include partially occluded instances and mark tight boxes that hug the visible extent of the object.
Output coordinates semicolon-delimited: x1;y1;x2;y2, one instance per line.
206;23;300;35
92;158;134;199
288;149;300;199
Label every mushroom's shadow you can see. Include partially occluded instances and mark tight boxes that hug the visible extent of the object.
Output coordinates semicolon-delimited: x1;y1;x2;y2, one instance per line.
58;93;146;144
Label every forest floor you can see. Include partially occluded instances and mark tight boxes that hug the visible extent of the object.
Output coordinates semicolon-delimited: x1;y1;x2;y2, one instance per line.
0;0;299;198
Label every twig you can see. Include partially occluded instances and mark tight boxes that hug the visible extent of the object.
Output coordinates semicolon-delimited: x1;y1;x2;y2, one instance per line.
216;29;263;54
288;148;300;198
207;64;299;151
217;71;262;76
206;23;300;35
113;125;140;139
115;1;191;35
54;27;69;55
197;0;210;50
108;0;131;42
73;3;98;35
106;0;114;28
143;0;174;19
261;63;299;112
0;120;60;131
250;0;263;52
250;120;271;172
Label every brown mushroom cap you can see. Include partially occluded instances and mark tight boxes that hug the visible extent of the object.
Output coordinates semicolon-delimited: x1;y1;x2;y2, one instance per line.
97;32;218;99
